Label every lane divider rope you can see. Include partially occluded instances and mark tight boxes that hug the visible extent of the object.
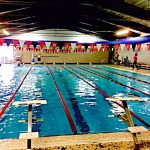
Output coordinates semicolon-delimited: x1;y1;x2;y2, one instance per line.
79;66;150;97
89;66;150;85
0;66;32;118
47;66;77;134
64;66;150;128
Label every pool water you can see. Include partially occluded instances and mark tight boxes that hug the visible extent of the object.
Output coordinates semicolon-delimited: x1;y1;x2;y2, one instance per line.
0;65;149;139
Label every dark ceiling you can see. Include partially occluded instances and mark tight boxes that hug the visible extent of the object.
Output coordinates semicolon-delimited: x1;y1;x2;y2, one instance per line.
0;0;150;41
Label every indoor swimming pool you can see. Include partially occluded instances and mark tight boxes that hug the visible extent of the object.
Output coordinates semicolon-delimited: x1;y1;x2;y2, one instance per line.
0;64;149;139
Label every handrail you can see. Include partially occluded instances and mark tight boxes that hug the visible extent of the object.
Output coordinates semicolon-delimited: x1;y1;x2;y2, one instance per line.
89;66;150;85
79;66;150;97
0;66;32;118
64;66;150;128
47;66;77;134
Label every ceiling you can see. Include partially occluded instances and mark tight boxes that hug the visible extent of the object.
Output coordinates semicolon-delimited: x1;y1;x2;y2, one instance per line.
0;0;150;41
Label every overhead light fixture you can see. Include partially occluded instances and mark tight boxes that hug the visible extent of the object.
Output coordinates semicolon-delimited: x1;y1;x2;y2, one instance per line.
2;29;10;35
116;29;129;36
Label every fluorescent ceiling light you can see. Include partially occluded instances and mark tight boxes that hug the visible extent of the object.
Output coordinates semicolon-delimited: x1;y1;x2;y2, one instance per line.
116;29;129;36
2;29;10;35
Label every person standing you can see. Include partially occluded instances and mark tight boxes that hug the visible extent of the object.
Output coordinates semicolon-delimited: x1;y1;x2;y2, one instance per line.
132;53;139;70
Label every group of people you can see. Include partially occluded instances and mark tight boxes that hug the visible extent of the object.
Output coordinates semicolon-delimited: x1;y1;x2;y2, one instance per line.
111;52;139;70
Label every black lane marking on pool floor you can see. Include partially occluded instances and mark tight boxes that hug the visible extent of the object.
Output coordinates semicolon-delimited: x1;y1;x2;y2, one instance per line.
56;70;90;134
47;66;77;134
64;66;150;128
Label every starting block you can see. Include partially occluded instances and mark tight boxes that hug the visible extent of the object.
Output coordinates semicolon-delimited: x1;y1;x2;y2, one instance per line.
106;97;145;102
106;97;146;146
12;100;47;106
128;126;148;134
19;132;39;139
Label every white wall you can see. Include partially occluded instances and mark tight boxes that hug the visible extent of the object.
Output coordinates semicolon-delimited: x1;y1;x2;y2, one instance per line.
117;44;150;65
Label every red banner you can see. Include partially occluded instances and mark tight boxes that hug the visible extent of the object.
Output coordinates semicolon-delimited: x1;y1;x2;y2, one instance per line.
136;43;141;52
64;43;70;50
26;41;31;50
125;43;130;51
39;41;45;49
12;39;18;47
90;44;95;49
114;44;120;52
0;39;4;46
77;43;82;52
103;44;108;51
147;44;150;51
52;42;57;48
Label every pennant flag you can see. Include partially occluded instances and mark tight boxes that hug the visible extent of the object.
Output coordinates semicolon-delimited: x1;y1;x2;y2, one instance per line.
109;44;114;51
136;43;141;52
114;44;120;52
71;43;76;51
45;42;51;50
132;44;136;51
90;43;95;49
5;39;11;47
77;43;82;52
64;42;70;49
103;44;108;51
96;44;102;51
147;43;150;51
77;43;82;49
26;41;32;50
120;44;125;51
94;46;98;52
52;42;57;48
12;39;18;47
142;43;147;51
125;43;130;51
39;41;45;50
32;41;38;51
19;40;25;50
0;39;4;46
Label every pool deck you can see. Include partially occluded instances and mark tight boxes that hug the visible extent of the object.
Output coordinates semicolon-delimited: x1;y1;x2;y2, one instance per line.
0;132;150;150
0;64;149;150
105;64;150;76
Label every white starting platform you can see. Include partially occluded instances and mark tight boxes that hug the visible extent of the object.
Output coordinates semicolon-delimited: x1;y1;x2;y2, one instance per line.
19;132;39;139
12;100;47;106
128;126;148;134
12;100;47;150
